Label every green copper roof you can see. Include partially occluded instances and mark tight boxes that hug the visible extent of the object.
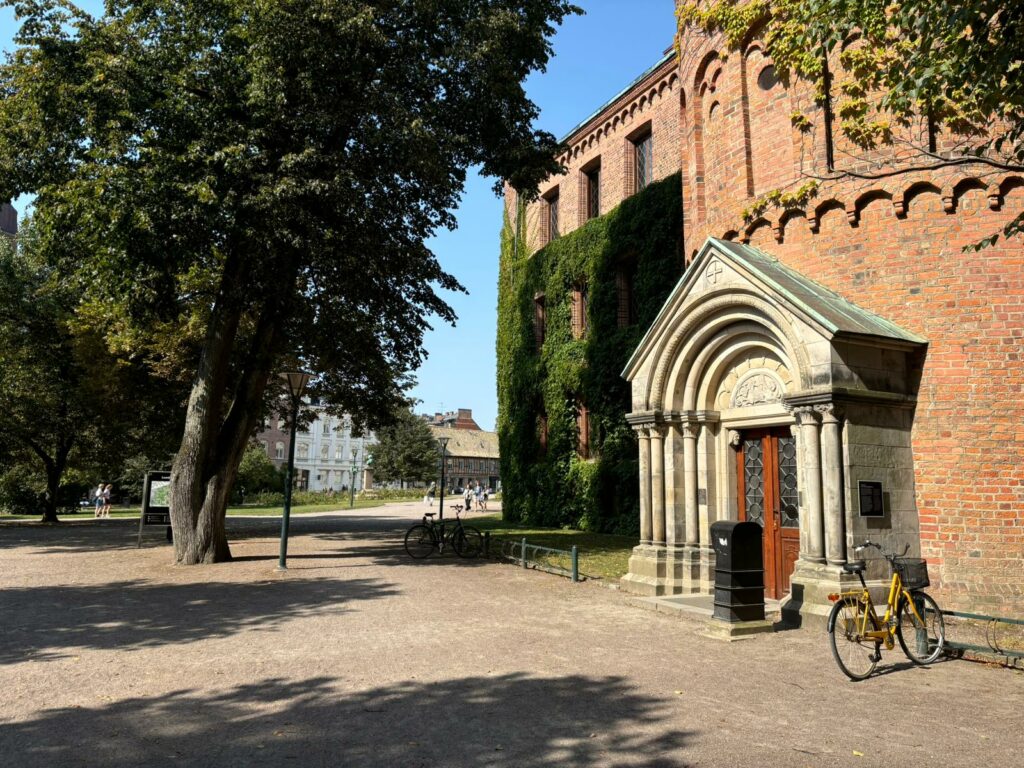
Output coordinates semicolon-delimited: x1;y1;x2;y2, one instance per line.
705;238;927;344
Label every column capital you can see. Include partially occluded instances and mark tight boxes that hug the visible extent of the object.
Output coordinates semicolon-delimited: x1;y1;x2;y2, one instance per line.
814;402;841;424
649;423;669;439
681;421;700;440
632;424;651;439
792;405;820;425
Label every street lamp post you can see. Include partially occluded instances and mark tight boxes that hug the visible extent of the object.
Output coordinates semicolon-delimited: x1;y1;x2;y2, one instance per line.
349;448;359;509
278;370;310;570
436;436;450;524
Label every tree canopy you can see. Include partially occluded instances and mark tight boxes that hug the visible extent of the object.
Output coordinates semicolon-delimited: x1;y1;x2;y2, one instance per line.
369;408;439;487
0;220;183;520
0;0;578;559
678;0;1024;246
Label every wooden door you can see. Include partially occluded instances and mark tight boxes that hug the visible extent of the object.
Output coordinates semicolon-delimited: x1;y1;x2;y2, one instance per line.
737;428;800;599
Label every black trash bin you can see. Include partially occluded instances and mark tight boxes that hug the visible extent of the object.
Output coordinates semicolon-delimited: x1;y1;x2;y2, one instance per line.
711;520;766;623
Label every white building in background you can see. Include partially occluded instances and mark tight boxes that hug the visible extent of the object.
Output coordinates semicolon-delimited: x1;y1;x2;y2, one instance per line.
256;400;376;493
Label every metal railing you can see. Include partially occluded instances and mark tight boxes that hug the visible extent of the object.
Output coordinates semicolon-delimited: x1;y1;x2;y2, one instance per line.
485;533;580;582
941;609;1024;664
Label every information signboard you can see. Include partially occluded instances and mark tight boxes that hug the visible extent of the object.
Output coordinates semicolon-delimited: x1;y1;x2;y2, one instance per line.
137;471;172;546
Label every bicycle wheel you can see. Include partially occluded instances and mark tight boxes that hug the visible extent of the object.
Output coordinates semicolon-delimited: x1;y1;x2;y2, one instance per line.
896;591;945;664
404;524;436;559
453;525;483;558
828;596;878;680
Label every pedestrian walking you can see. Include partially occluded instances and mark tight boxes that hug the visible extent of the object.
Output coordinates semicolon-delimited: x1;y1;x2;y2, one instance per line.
474;482;484;512
481;487;489;512
426;481;436;506
463;484;473;513
93;483;104;518
100;484;113;518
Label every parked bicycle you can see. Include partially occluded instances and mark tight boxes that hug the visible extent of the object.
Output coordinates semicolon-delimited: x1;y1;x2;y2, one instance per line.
828;540;945;680
404;504;484;559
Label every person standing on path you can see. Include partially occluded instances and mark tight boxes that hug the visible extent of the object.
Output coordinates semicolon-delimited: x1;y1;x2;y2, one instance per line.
427;481;436;506
100;484;113;518
93;483;104;518
463;484;473;513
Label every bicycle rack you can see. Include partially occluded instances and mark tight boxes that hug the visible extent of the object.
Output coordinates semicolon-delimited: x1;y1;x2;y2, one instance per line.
490;535;580;583
939;609;1024;664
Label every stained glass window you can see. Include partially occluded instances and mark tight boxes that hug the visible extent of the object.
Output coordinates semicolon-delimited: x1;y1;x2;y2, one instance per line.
778;435;799;527
743;438;764;526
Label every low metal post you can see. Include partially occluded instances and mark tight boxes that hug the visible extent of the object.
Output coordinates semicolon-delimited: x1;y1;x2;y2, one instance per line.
521;537;527;569
483;531;490;557
571;545;579;583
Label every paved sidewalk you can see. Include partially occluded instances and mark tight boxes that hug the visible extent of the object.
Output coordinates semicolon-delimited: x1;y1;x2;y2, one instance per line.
1;502;1021;767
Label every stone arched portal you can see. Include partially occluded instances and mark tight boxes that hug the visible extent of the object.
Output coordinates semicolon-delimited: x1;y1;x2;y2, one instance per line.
621;238;927;624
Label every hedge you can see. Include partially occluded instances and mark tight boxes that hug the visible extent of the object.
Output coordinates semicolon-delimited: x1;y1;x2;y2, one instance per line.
496;173;683;534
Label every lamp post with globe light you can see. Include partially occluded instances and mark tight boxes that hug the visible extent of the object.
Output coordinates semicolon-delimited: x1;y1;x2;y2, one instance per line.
278;370;310;570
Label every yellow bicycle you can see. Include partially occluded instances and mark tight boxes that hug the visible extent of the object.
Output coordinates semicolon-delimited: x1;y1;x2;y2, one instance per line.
828;540;945;680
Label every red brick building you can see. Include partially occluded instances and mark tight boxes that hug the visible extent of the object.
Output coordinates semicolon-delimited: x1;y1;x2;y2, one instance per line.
504;13;1022;618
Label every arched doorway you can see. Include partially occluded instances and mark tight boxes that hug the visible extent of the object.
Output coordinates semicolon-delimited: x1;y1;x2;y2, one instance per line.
621;238;926;624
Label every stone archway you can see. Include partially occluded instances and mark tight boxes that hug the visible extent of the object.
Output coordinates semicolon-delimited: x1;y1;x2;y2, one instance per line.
621;238;927;624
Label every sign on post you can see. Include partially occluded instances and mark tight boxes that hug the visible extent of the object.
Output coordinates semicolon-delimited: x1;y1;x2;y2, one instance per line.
137;471;172;547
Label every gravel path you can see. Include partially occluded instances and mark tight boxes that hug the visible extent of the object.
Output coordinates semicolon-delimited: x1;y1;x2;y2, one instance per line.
1;502;1021;767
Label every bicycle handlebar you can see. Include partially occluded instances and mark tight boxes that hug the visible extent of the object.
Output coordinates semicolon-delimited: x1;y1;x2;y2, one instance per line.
853;540;910;559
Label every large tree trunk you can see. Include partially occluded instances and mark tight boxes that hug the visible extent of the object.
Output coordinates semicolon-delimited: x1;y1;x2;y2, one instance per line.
170;258;288;564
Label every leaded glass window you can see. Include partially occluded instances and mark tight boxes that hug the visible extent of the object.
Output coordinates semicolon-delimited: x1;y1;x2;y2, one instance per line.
778;435;799;527
634;131;653;192
586;167;600;219
743;438;765;526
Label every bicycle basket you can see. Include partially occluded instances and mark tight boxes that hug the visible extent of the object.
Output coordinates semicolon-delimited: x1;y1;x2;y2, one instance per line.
892;557;929;590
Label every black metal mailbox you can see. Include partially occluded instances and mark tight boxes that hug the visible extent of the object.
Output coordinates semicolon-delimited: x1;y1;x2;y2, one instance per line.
711;520;766;623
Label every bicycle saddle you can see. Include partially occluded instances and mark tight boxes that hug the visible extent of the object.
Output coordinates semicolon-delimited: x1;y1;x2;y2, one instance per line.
423;512;436;518
842;560;866;574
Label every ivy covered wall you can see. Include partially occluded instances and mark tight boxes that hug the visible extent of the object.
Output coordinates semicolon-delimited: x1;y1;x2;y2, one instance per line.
496;173;683;533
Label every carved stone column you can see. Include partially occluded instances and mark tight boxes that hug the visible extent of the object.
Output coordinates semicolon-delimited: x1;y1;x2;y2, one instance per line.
817;403;846;565
794;406;825;563
682;421;700;547
650;425;667;546
635;426;652;545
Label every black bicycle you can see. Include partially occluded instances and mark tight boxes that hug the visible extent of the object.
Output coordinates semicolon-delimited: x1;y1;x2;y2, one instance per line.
404;504;483;559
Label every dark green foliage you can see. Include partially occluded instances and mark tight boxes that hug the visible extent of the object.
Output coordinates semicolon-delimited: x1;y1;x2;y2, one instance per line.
236;443;284;495
496;174;683;533
369;407;439;486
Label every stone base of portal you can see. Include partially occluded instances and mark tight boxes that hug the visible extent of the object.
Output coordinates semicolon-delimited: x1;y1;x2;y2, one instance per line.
620;545;669;595
781;560;863;628
621;544;708;596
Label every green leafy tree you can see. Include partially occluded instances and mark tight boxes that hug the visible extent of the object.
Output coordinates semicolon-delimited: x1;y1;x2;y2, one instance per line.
678;0;1024;247
0;0;577;561
369;408;439;487
236;442;283;495
0;220;182;521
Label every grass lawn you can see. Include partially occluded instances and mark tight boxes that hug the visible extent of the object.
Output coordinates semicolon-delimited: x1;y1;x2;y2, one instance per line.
0;498;389;522
469;514;637;582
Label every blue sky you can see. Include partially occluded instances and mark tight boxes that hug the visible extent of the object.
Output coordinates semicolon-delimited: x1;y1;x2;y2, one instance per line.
0;0;677;430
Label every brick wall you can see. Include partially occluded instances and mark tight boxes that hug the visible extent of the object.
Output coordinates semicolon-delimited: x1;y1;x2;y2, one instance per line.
506;53;683;254
675;24;1024;613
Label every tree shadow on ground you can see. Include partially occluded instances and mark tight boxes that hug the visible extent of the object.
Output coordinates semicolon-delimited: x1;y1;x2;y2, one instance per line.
306;529;499;570
0;513;413;554
0;673;694;767
0;576;398;666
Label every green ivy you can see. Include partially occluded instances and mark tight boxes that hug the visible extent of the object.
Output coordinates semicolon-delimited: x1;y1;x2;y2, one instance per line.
496;174;683;534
